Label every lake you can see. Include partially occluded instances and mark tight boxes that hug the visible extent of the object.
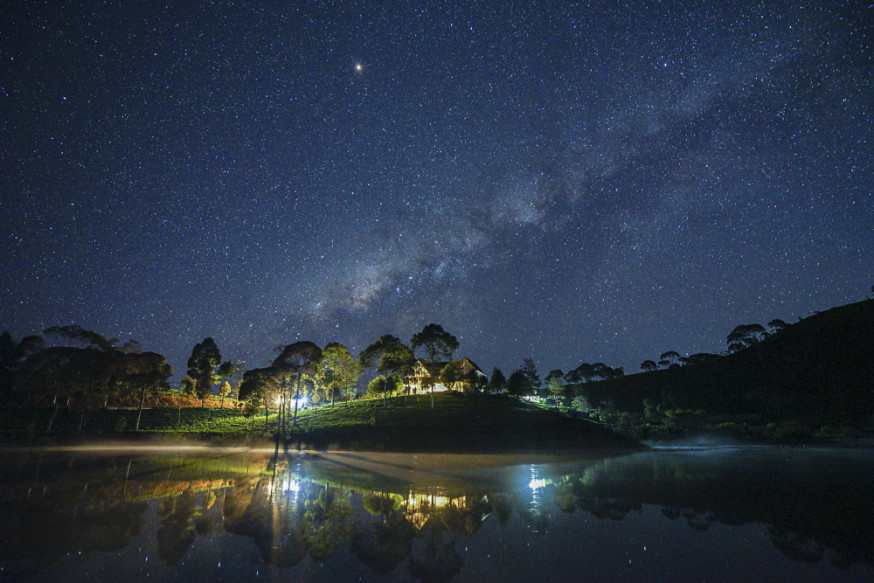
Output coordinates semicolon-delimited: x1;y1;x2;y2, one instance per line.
0;445;872;582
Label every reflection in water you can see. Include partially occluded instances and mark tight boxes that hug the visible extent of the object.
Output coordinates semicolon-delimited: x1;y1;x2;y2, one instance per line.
0;447;872;582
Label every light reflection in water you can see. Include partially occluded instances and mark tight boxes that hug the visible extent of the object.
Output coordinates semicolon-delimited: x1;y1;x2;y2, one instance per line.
1;448;873;583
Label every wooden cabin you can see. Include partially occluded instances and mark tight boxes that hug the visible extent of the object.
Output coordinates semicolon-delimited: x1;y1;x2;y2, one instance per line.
409;357;486;393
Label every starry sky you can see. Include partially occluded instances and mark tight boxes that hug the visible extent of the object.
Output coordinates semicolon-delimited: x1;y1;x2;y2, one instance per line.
2;1;872;381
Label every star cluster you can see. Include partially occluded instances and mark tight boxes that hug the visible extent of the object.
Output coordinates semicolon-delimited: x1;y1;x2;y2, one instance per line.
1;1;871;377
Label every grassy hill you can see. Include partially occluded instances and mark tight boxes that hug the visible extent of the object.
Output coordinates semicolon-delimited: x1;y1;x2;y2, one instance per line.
1;393;644;452
284;393;642;452
576;299;874;435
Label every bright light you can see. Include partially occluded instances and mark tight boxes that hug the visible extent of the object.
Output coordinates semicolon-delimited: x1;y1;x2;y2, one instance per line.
528;465;549;491
274;396;282;407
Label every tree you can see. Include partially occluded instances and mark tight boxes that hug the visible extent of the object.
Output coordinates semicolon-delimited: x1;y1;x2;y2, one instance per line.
566;362;594;384
178;376;196;425
238;368;273;430
464;367;488;393
411;324;459;362
0;332;45;405
35;325;122;417
16;346;105;432
69;348;121;433
272;341;322;428
640;360;658;373
316;343;361;407
768;319;788;334
545;369;564;384
546;376;565;408
216;360;236;409
186;338;221;408
659;351;681;366
411;324;459;408
519;358;541;394
506;369;532;398
125;352;173;431
219;380;233;408
686;352;718;365
359;335;414;408
367;375;403;399
439;362;462;392
486;367;507;394
44;325;119;351
727;324;767;353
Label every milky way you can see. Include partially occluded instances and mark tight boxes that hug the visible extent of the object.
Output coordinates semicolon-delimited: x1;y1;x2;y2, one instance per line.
2;1;871;379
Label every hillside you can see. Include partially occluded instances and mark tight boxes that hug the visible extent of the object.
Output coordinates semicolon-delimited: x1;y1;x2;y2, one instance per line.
578;299;874;425
285;393;643;452
1;393;645;453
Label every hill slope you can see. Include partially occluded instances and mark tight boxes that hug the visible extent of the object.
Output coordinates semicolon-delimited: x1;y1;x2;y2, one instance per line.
286;393;643;452
579;299;874;424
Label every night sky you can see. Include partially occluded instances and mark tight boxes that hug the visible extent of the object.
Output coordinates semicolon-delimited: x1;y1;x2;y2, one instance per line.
2;1;871;380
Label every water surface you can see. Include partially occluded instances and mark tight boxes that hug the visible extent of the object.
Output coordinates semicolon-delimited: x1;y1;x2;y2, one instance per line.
1;445;872;582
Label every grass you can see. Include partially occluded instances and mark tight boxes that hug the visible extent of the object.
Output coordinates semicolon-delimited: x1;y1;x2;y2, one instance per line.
283;392;642;451
1;393;643;452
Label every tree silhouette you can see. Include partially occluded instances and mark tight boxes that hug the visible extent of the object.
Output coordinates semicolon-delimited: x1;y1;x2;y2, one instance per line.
127;352;173;431
272;341;322;427
359;335;414;408
411;323;459;362
727;324;767;353
547;376;565;408
520;358;541;393
486;367;507;394
439;362;462;392
506;369;531;397
767;319;788;334
186;338;221;408
545;369;564;385
316;343;361;406
215;360;235;409
44;325;118;351
411;324;458;407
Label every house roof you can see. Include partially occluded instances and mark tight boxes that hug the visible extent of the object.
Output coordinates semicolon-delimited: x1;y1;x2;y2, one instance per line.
413;357;484;377
414;359;448;377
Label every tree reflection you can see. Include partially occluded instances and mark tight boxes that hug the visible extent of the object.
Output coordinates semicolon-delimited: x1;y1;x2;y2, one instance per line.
351;514;417;574
0;493;147;578
408;523;463;583
221;475;309;568
575;496;642;521
157;490;196;565
769;526;826;563
303;485;354;561
2;448;873;579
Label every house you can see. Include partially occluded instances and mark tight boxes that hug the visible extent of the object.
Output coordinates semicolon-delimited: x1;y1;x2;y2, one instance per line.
409;357;487;393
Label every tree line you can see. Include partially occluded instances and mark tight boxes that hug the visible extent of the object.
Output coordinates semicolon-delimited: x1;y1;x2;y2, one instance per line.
0;309;810;436
2;322;529;436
